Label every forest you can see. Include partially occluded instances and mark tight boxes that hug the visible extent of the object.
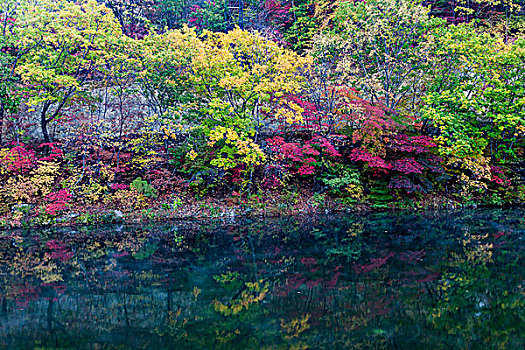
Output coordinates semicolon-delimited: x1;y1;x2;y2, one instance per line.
1;0;525;226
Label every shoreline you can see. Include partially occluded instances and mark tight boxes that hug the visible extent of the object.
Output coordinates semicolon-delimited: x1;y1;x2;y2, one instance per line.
2;193;523;229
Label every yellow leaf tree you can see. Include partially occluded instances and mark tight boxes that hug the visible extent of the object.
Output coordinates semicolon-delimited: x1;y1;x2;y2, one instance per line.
14;0;123;142
186;28;310;171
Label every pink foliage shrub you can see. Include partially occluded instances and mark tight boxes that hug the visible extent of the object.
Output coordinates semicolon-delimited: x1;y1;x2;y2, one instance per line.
350;134;444;193
0;143;36;174
266;135;341;176
45;190;72;216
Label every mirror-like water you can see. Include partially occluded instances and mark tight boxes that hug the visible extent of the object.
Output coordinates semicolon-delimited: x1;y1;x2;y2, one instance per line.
0;209;524;349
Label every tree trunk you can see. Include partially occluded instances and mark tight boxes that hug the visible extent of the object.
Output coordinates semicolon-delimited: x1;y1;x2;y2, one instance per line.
238;0;244;29
41;104;51;143
0;101;4;144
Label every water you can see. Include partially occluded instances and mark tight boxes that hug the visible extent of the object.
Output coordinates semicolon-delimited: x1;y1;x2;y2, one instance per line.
0;209;524;349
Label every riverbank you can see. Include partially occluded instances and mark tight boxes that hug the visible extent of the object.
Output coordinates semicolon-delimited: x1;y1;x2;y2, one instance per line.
2;189;522;229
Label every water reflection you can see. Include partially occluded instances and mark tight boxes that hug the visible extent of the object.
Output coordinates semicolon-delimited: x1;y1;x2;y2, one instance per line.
0;210;524;349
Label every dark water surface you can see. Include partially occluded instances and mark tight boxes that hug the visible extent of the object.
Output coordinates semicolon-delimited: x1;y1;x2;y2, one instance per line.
0;209;524;349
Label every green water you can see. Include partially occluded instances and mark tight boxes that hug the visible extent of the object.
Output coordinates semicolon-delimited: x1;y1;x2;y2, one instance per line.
0;209;524;349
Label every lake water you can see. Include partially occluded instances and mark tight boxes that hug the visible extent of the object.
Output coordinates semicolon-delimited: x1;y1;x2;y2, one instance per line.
0;209;524;349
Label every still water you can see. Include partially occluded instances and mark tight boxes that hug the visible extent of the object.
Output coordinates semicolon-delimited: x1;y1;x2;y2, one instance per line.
0;209;524;349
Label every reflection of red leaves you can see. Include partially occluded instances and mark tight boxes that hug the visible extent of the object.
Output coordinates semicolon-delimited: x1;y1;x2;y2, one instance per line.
275;274;307;297
354;252;393;274
41;283;67;300
416;273;439;283
300;257;317;267
9;284;40;309
372;295;393;316
306;278;322;289
492;231;506;239
53;285;66;294
112;252;130;258
397;250;425;263
327;272;341;289
46;239;73;262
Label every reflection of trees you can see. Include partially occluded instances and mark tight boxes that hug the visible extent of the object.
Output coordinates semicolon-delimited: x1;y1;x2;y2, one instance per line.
0;210;523;348
429;228;525;348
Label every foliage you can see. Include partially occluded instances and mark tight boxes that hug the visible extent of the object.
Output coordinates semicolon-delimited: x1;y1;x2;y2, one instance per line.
183;28;308;177
131;177;158;198
186;0;230;32
0;0;523;223
13;0;124;142
423;24;525;161
312;0;445;113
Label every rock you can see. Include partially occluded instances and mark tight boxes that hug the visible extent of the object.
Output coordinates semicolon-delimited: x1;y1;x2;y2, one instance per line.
112;210;124;218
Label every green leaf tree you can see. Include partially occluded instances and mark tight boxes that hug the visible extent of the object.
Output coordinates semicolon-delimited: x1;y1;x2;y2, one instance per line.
423;24;525;161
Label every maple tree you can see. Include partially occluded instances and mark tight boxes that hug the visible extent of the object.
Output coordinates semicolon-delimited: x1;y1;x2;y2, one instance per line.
12;0;123;143
183;27;309;175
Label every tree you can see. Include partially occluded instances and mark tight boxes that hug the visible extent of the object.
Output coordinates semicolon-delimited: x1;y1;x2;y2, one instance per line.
13;0;123;142
186;27;309;172
132;26;200;118
311;0;445;116
422;23;525;161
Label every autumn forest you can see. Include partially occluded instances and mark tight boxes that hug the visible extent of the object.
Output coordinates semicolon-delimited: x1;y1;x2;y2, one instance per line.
1;0;525;226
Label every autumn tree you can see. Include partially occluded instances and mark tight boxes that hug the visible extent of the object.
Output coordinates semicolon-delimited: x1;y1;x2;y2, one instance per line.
311;0;445;116
131;27;200;118
185;28;309;172
13;0;123;143
422;23;525;161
